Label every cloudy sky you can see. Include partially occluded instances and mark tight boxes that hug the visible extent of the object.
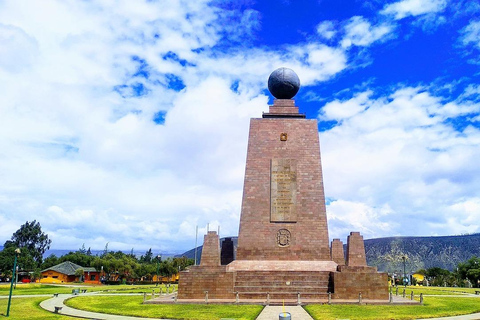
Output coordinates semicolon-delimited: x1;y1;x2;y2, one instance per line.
1;0;479;253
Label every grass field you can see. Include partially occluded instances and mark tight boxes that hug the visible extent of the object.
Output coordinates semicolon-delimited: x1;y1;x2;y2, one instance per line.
399;285;479;296
0;283;174;296
305;296;480;320
3;283;480;319
0;296;78;319
65;295;264;320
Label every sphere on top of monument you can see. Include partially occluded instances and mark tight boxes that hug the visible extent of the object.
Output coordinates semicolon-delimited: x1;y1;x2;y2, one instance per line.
268;67;300;99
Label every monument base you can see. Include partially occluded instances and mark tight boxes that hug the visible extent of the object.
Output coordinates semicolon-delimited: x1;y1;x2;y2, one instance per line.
177;266;235;300
178;260;388;301
332;266;389;300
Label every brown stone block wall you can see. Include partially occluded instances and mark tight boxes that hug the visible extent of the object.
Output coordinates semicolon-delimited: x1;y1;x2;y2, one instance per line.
177;266;235;299
331;271;389;300
200;231;220;266
237;117;330;261
331;239;345;265
346;232;367;266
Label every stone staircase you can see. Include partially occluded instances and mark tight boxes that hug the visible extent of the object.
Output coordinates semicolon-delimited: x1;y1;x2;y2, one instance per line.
233;271;332;300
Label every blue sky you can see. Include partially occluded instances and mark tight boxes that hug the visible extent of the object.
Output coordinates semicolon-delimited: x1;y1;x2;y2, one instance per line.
0;0;480;253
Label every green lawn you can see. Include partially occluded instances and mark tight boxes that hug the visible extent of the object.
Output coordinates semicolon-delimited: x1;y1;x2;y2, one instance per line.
402;285;479;295
3;283;480;320
0;296;78;319
0;283;169;296
65;295;264;320
305;296;480;320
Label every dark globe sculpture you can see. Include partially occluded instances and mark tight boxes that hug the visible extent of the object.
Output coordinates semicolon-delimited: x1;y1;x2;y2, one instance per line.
268;67;300;99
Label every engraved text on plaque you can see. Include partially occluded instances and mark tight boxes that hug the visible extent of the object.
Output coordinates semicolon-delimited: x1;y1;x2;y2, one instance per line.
270;158;297;222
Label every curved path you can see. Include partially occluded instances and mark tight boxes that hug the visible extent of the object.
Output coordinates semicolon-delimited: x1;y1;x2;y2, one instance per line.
37;292;480;320
40;292;174;320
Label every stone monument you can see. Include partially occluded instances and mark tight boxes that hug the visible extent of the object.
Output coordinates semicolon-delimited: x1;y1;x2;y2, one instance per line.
178;68;388;302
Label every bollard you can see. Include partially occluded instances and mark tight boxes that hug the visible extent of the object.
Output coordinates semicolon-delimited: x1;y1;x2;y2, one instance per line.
402;289;406;298
267;292;270;305
389;292;393;303
410;291;414;300
279;312;291;320
297;292;301;305
396;287;399;296
143;292;146;302
236;292;239;304
420;293;423;304
358;292;362;304
174;293;177;302
152;290;155;299
204;291;208;304
328;292;331;304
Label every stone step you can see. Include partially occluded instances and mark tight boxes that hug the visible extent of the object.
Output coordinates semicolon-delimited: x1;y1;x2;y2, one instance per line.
235;292;329;299
233;286;329;293
234;280;329;286
234;272;331;282
234;284;329;290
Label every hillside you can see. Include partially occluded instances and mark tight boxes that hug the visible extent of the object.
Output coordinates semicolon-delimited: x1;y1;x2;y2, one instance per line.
365;233;480;272
178;234;480;272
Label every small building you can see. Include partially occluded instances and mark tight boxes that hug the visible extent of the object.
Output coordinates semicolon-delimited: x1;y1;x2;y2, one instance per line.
40;261;100;284
152;273;179;283
412;273;425;285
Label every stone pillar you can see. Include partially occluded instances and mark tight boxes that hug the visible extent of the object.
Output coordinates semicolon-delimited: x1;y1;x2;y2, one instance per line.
330;238;345;265
200;231;221;266
346;232;367;266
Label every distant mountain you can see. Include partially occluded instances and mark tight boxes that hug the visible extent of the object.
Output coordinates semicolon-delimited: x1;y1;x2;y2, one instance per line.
365;234;480;272
178;234;480;272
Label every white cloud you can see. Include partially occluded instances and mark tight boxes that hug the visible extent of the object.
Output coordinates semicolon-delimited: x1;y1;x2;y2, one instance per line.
327;200;393;241
381;0;447;20
320;86;480;239
461;20;480;50
0;0;352;252
340;16;393;48
320;91;373;120
316;21;337;40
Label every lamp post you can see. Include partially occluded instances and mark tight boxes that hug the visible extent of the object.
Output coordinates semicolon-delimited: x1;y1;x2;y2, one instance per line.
402;256;407;287
6;248;21;317
156;255;161;285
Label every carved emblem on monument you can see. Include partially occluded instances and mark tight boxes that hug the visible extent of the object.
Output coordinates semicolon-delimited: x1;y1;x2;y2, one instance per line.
277;229;291;247
280;133;288;141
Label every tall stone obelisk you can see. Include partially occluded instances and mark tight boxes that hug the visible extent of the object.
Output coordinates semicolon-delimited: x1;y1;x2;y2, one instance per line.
236;67;331;261
178;68;388;302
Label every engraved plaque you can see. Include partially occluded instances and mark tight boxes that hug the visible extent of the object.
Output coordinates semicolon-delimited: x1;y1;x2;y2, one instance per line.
270;159;297;222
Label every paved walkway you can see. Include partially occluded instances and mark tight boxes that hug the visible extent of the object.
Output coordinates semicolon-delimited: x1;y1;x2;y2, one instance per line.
39;293;174;320
256;306;313;320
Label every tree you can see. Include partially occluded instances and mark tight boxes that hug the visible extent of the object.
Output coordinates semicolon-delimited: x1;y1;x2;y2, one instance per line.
78;244;87;254
41;254;59;270
75;268;84;282
0;246;36;274
458;256;480;287
426;267;451;286
5;220;51;267
140;248;153;263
